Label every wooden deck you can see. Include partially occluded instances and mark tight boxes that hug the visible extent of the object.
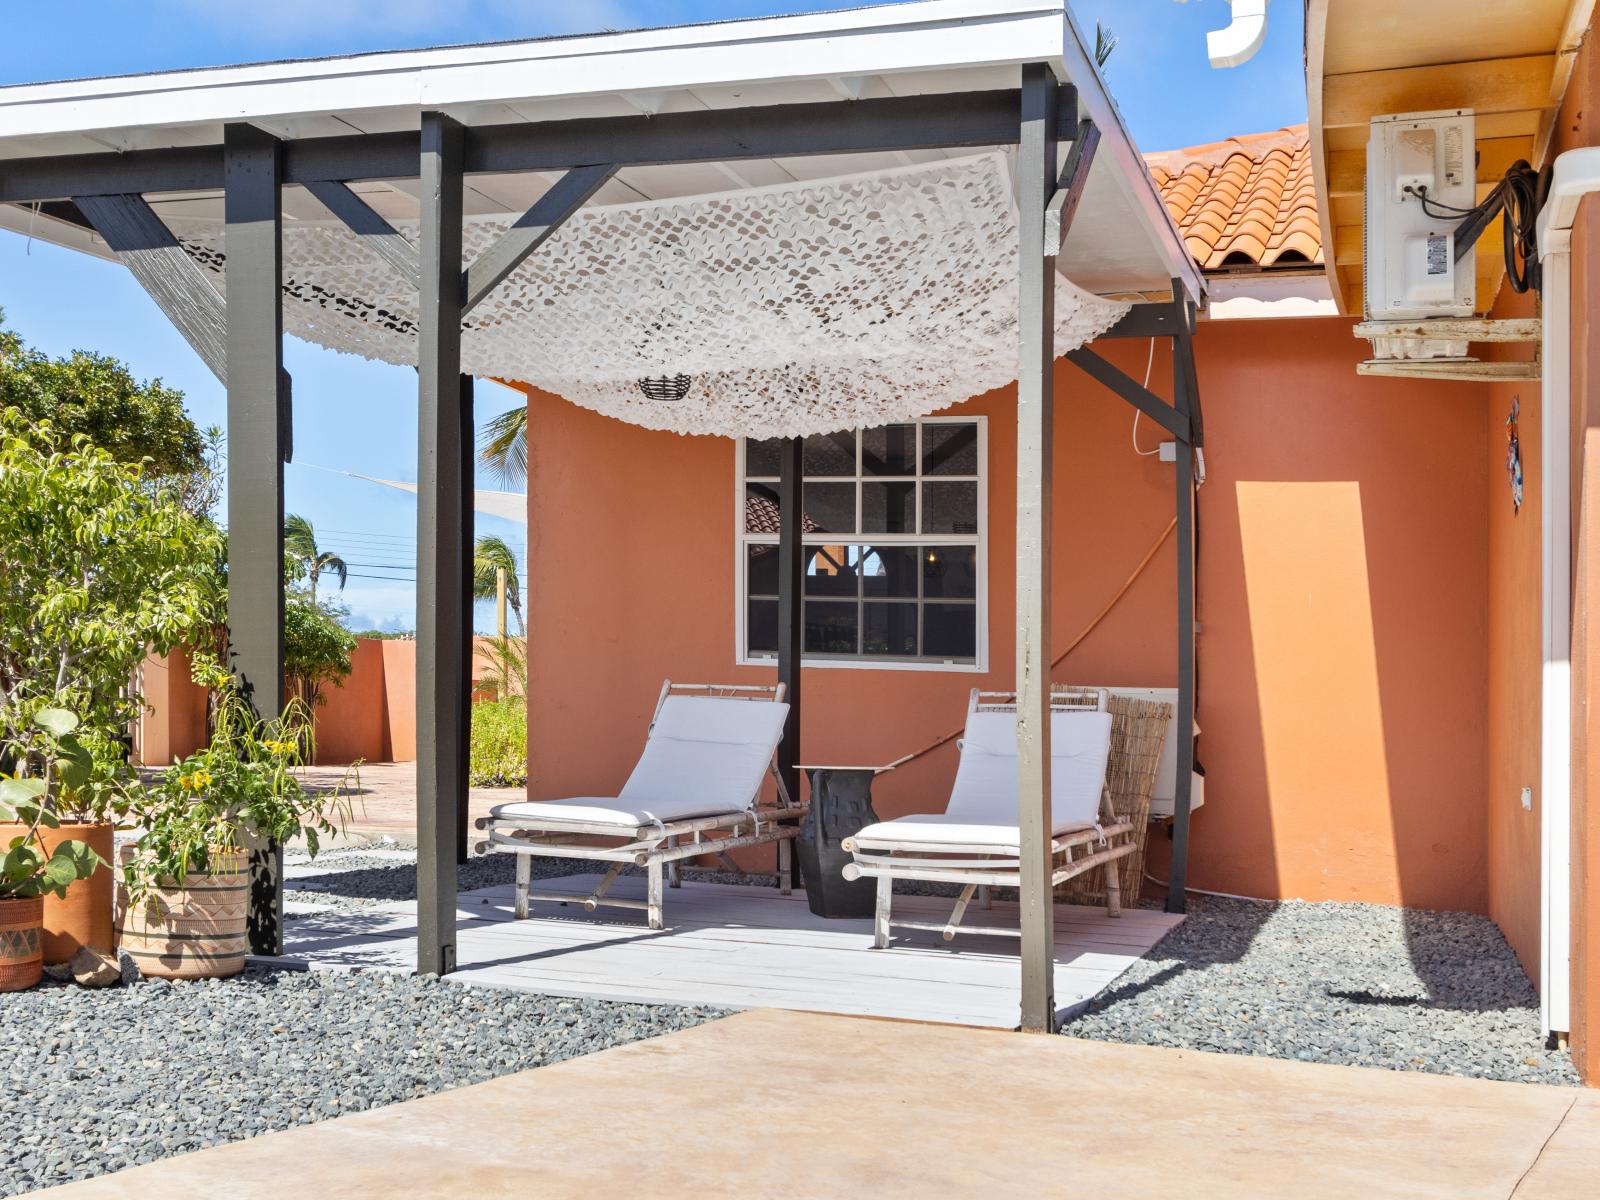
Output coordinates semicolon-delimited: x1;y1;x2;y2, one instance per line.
278;875;1182;1027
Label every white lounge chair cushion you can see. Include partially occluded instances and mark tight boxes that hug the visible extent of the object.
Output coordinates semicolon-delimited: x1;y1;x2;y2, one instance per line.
850;812;1094;851
489;796;749;829
857;708;1113;844
491;693;790;828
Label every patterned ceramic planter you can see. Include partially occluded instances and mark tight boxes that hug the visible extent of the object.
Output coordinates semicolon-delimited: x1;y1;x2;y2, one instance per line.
0;895;44;991
115;845;249;980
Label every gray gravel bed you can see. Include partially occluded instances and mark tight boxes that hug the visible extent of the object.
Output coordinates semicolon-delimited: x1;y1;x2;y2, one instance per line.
1060;895;1580;1086
282;849;1580;1085
0;969;721;1196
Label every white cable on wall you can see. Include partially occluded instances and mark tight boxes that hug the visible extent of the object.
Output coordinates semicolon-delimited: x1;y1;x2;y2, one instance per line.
1132;337;1161;456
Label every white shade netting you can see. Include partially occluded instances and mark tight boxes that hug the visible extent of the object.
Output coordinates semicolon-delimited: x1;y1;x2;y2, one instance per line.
172;151;1130;438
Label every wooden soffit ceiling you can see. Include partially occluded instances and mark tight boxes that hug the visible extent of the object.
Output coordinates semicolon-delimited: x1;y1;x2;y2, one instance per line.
1306;0;1595;315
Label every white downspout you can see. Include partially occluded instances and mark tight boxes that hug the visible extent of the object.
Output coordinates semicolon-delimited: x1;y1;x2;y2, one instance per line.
1534;146;1600;1038
1207;1;1269;69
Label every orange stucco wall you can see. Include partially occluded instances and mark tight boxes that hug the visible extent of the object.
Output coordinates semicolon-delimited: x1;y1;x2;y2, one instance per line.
313;638;390;765
519;313;1491;912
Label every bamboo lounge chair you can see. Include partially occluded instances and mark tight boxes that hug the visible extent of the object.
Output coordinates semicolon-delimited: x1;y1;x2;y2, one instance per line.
473;681;800;930
841;688;1135;947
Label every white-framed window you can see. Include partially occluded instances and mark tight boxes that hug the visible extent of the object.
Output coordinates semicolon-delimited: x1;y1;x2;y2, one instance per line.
735;417;987;672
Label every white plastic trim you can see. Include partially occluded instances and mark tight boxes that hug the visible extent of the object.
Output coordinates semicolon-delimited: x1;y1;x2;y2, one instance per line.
1534;146;1600;1037
1206;0;1269;70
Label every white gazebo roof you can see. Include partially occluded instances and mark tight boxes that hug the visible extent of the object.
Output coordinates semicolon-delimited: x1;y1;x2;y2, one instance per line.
0;0;1198;301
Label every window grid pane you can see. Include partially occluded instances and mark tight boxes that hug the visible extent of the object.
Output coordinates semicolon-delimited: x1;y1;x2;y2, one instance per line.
741;420;980;665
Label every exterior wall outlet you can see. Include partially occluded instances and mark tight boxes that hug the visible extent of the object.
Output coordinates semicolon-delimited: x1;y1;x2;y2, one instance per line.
1158;441;1177;462
1521;786;1534;811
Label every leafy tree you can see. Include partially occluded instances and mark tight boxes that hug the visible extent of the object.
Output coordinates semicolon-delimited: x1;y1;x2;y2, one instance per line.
283;596;356;712
284;513;348;607
0;409;223;748
0;309;204;479
478;406;528;489
472;534;523;633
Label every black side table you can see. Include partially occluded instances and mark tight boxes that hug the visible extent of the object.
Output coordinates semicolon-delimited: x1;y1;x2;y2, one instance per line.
795;765;888;918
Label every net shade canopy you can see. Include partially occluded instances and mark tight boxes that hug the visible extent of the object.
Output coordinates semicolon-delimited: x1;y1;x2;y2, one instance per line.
167;151;1128;439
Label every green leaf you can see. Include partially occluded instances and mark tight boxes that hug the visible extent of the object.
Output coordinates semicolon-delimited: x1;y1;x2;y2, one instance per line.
0;778;46;804
32;707;79;737
57;740;94;791
1;843;43;885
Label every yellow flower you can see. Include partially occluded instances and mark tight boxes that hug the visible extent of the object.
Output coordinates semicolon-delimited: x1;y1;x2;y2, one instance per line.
192;769;213;790
178;773;193;791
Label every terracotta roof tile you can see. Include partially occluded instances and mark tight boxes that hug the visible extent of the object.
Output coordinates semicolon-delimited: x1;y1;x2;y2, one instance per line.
1144;124;1322;271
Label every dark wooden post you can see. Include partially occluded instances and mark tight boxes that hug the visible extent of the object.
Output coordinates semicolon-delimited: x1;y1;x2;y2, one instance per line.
1015;63;1058;1033
416;111;468;976
777;436;804;879
223;122;287;957
1166;317;1199;914
459;373;475;867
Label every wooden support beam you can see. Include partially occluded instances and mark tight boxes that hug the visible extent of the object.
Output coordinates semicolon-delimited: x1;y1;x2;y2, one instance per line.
1015;62;1058;1034
1043;119;1099;257
72;193;228;383
458;374;475;867
223;123;287;955
1322;55;1557;129
1065;347;1190;443
1165;316;1199;916
462;163;615;313
416;111;468;978
776;436;804;888
0;86;1080;204
304;179;420;287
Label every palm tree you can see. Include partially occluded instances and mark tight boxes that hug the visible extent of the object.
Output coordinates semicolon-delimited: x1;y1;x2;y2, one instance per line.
472;534;524;635
283;513;348;607
479;407;528;489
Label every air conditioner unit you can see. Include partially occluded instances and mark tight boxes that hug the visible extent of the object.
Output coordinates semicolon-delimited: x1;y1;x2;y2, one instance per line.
1364;109;1476;357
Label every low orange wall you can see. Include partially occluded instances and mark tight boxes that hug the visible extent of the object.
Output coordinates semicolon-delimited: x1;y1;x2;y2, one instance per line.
134;636;518;767
519;314;1492;913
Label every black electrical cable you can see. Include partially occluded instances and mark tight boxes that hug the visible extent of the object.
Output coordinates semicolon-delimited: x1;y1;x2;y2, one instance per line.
1403;160;1549;293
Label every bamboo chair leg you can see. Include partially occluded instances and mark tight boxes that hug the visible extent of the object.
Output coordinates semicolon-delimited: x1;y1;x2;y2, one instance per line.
777;837;792;896
646;860;665;930
1104;855;1123;918
873;875;892;949
979;884;993;910
514;852;531;920
943;884;977;941
585;861;627;910
667;836;682;888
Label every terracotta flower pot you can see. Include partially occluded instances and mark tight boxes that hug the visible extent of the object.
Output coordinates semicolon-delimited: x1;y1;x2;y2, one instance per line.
115;844;249;980
0;895;44;991
0;822;115;964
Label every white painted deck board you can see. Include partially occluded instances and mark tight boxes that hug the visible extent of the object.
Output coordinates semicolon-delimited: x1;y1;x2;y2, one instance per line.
280;875;1183;1028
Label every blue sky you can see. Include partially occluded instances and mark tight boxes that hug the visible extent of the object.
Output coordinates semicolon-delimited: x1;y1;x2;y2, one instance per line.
0;0;1306;632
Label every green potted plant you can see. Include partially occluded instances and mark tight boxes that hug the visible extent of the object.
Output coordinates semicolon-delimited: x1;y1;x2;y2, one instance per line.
119;655;355;980
0;708;111;991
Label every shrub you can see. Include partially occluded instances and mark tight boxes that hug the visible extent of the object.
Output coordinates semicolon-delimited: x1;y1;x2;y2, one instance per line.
0;408;222;749
470;699;527;787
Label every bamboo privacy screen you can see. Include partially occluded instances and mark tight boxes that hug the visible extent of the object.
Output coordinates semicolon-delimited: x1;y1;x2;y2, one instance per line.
1058;694;1172;907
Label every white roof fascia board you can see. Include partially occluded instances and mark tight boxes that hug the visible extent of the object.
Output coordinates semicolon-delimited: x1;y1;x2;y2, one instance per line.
1056;5;1203;305
0;1;1065;142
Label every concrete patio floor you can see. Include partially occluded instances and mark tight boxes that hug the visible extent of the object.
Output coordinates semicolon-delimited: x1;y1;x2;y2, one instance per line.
296;761;517;846
36;1008;1597;1199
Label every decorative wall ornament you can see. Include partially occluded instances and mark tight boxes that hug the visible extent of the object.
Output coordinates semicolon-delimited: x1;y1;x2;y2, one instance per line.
1506;395;1523;513
172;151;1130;438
